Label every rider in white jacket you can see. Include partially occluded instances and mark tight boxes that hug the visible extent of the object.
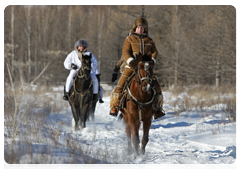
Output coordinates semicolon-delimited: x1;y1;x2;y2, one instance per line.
63;39;99;101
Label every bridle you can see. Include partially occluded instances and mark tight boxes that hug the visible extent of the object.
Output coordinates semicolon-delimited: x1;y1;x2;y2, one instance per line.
76;60;91;79
135;61;154;91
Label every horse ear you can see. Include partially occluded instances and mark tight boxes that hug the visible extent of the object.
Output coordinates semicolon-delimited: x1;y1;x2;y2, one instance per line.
83;53;92;60
89;53;92;59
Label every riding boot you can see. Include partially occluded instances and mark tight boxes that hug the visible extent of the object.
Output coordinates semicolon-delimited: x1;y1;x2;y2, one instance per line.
109;68;134;117
63;86;69;100
99;98;104;103
152;76;165;120
92;94;98;102
63;92;69;100
109;89;122;117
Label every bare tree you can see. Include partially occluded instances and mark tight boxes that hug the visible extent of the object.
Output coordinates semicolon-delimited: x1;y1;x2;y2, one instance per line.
4;5;235;87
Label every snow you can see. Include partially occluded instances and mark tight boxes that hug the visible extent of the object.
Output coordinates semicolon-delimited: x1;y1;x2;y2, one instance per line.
4;91;237;169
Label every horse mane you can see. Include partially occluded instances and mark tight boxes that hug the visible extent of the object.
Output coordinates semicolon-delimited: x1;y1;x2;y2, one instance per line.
141;52;152;62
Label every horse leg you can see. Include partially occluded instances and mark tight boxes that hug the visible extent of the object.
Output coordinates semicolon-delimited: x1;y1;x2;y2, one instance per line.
73;112;80;131
89;102;96;121
70;104;80;131
122;112;132;155
130;120;140;156
80;104;90;129
82;108;87;128
126;122;132;155
75;107;82;131
79;111;85;129
140;118;151;155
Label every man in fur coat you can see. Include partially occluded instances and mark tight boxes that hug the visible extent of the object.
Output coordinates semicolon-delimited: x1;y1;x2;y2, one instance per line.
109;17;165;120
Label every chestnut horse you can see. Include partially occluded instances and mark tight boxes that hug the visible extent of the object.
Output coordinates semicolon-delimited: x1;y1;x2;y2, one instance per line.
120;53;156;155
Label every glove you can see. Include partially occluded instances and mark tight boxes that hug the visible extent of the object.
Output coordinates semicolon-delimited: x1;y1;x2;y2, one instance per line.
112;72;118;82
152;59;155;66
71;63;78;70
129;59;138;71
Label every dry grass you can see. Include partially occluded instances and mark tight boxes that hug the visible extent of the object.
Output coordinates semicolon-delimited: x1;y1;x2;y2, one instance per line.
168;84;235;114
4;84;119;164
4;62;120;164
167;84;236;134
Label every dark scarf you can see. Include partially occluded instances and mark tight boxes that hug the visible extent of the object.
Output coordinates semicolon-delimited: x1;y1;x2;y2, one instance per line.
76;48;87;61
129;32;149;39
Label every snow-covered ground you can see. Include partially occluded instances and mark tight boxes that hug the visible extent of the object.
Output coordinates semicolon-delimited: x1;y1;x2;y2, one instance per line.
4;91;236;168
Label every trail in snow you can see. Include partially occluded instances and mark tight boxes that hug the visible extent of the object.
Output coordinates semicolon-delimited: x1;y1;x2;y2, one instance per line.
50;93;236;165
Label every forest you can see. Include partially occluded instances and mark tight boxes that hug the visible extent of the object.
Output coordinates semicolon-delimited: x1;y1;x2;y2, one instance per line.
4;5;236;89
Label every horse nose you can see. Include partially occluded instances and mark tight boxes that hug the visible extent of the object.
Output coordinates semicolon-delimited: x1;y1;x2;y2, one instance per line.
143;83;151;92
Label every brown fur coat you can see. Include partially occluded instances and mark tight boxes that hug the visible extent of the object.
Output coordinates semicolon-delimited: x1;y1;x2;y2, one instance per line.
122;32;158;66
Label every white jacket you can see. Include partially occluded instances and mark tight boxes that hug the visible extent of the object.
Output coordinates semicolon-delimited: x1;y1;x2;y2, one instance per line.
95;67;100;75
64;50;98;74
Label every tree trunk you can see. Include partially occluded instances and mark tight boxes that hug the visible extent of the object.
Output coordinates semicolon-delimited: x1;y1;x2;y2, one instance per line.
173;5;179;88
27;6;31;82
68;6;72;51
11;6;14;73
216;59;221;89
216;6;222;90
141;5;145;17
98;7;104;72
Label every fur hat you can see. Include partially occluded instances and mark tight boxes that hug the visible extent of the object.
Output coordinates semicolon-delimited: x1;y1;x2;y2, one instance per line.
74;39;88;49
130;17;148;33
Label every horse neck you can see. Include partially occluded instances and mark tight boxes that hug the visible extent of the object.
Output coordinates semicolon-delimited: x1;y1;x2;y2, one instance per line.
75;77;91;91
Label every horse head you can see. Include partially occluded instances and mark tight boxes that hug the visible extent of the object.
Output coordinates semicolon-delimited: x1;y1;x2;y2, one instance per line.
135;52;154;93
78;54;92;80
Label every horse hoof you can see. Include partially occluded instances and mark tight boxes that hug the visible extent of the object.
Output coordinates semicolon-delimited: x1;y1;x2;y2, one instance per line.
154;111;165;120
127;150;132;156
140;149;145;155
110;113;118;117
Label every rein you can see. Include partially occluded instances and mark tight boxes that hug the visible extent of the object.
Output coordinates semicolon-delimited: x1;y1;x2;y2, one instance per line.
127;85;156;107
72;79;92;97
76;66;91;79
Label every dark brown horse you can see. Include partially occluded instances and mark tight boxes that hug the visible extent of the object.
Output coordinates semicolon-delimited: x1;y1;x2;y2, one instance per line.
68;54;93;131
120;53;156;155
